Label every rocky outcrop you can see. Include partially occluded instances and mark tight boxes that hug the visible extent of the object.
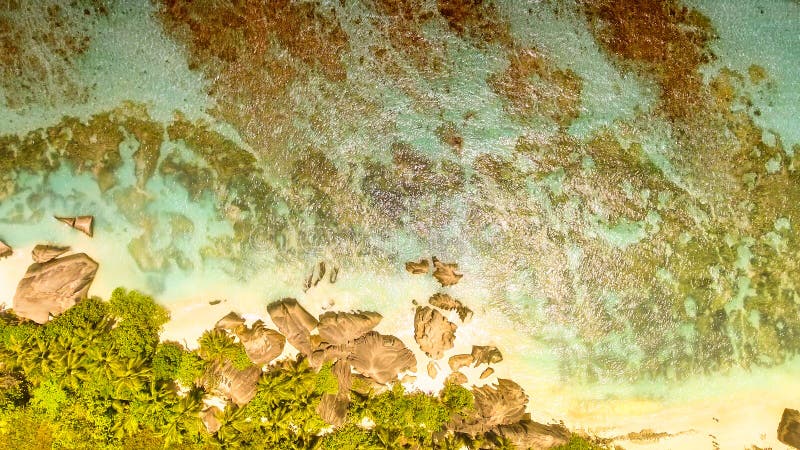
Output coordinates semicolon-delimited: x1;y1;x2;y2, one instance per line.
405;258;430;274
449;354;474;371
12;253;98;323
31;245;69;264
429;293;473;322
414;306;457;359
432;257;462;286
215;311;246;331
779;408;800;449
200;406;222;433
206;360;261;406
349;331;416;384
453;379;529;434
56;215;94;237
267;298;318;355
237;321;285;366
317;310;382;345
490;420;571;449
471;345;503;366
0;240;11;259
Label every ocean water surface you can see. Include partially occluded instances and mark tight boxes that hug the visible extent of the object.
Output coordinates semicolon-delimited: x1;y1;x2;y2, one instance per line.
1;1;799;448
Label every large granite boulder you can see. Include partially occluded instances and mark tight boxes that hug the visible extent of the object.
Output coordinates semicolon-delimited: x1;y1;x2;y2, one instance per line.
237;321;285;366
200;406;222;433
31;245;69;264
317;310;382;345
405;258;430;274
453;379;529;434
13;253;98;323
267;298;318;355
490;420;571;449
204;360;261;406
0;240;11;259
471;345;503;366
349;331;417;384
779;408;800;449
215;311;246;331
56;215;94;237
429;293;473;322
317;360;352;426
414;306;457;359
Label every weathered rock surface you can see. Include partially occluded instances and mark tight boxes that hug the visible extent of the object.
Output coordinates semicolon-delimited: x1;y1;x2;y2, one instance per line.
206;360;261;406
317;310;382;345
429;293;473;322
200;406;222;433
480;367;494;379
267;298;318;355
405;258;430;274
453;379;529;434
237;321;285;366
427;361;438;378
0;240;11;259
446;371;468;385
317;359;352;426
449;354;475;372
779;408;800;449
31;245;69;263
414;306;457;359
491;420;571;449
432;257;463;286
472;345;503;366
349;331;416;384
214;311;246;331
12;253;98;323
56;215;94;237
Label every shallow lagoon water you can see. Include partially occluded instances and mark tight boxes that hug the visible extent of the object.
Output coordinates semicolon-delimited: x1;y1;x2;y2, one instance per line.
1;1;799;448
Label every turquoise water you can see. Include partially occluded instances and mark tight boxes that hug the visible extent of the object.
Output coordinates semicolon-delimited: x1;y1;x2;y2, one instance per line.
1;1;799;447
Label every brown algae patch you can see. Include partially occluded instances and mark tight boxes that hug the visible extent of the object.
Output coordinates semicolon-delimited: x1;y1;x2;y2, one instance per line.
488;48;584;126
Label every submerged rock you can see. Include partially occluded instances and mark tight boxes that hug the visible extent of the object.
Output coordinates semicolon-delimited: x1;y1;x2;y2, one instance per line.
779;408;800;449
55;215;94;237
215;311;246;331
12;253;98;323
405;258;430;274
237;321;285;366
349;331;417;384
31;245;70;264
491;420;571;449
471;345;503;366
414;306;457;359
267;298;318;355
432;257;462;286
0;240;11;259
429;293;473;322
317;310;382;345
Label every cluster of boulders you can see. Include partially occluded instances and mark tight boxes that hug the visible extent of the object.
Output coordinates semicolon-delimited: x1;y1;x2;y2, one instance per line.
203;298;417;427
12;245;99;324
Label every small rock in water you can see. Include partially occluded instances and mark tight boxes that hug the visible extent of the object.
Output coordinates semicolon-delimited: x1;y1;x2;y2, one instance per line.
209;299;222;305
779;408;800;449
432;257;463;286
0;240;12;259
55;215;94;237
427;361;438;378
329;266;339;283
449;354;475;372
480;367;494;379
31;244;70;264
405;258;430;274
